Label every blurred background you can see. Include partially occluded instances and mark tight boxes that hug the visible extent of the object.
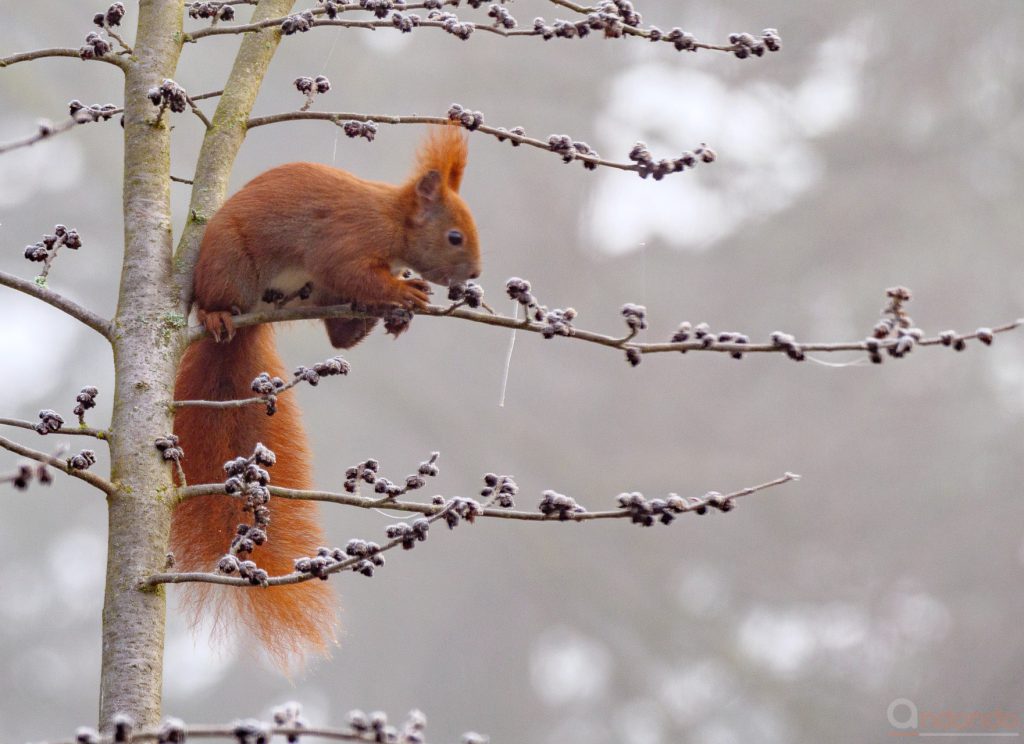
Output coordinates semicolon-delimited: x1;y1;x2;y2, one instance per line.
2;1;1023;741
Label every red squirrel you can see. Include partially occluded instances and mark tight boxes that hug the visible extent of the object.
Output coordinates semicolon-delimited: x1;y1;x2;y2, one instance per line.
171;126;481;668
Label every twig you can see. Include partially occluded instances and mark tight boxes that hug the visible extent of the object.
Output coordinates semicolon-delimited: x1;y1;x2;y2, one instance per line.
0;418;109;440
0;47;131;70
185;300;1022;360
0;270;112;341
179;472;798;520
186;95;213;129
246;110;681;174
152;473;796;588
184;6;745;54
173;377;302;410
32;724;424;744
0;434;113;494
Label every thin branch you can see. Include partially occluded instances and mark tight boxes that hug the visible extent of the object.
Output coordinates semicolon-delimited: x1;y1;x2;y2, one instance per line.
152;472;797;589
34;724;428;744
0;418;109;440
0;434;114;494
0;47;130;71
182;472;798;519
0;118;78;156
0;270;112;341
0;90;222;157
246;110;686;174
0;107;124;157
185;300;1023;360
170;175;194;184
183;5;751;54
186;95;214;129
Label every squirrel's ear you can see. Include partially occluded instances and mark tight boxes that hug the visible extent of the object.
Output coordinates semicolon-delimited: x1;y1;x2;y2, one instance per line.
415;169;443;206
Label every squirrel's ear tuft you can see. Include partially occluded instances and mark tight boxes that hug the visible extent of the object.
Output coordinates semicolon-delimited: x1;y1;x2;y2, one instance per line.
416;125;468;192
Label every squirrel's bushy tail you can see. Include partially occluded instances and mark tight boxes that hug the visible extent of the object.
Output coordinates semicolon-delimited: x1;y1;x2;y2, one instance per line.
171;325;336;669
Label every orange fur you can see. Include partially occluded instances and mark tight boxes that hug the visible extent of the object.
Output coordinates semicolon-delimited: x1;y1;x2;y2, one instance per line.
172;128;481;669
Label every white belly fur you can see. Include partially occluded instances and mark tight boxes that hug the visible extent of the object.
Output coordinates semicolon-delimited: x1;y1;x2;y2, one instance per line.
267;266;315;296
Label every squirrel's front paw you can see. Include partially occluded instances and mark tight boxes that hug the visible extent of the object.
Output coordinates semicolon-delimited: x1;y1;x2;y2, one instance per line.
398;278;432;309
198;309;236;342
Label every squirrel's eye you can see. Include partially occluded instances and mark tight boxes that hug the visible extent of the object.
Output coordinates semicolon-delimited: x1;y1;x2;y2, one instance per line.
447;230;464;246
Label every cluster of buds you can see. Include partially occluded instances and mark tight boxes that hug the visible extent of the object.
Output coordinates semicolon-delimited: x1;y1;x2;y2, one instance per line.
250;372;286;415
628;141;715;180
343;539;386;577
187;2;235;21
272;702;308;743
481;473;517;507
506;278;579;337
385;518;431;550
68;99;119;123
111;715;134;744
382;306;413;336
430;495;483;528
74;386;99;424
80;32;112;60
867;286;921;362
621;303;647;333
538;490;586;520
34;409;64;435
428;11;474;39
727;28;781;58
769;331;806;361
222;443;276;558
147;79;189;115
447;281;484;309
344;452;439;498
391;12;421;32
217;554;269;585
4;461;53;490
646;26;696;51
493;125;526;145
447;103;484;130
156;718;186;744
230;720;272;744
341;119;378;141
488;4;516;29
348;710;433;743
618;490;732;526
24;224;82;278
294;75;331;109
532;18;590;40
93;2;126;27
294;356;351;386
67;449;97;471
547;134;600;169
938;328;993;353
601;0;640;26
670;322;747;357
154;434;184;462
295;541;380;579
505;277;532;304
281;10;316;34
359;0;394;19
538;307;577;339
319;0;343;19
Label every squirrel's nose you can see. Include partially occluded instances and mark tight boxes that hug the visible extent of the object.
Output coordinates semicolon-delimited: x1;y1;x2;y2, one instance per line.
469;270;480;279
